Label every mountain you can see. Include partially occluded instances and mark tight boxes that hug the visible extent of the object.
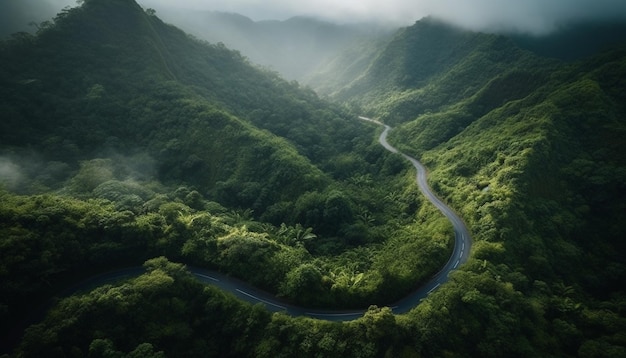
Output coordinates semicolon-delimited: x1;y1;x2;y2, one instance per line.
0;0;375;211
321;16;626;357
397;47;626;356
2;1;626;357
147;7;394;81
1;1;453;353
311;18;559;124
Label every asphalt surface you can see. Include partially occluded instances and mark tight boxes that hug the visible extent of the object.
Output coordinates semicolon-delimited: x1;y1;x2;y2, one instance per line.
363;117;472;314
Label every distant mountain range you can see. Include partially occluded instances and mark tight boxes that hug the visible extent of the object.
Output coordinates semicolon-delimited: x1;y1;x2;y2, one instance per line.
3;2;626;82
145;7;395;81
141;8;626;83
0;0;73;36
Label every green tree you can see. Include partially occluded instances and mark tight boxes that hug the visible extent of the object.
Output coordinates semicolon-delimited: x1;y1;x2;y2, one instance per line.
280;263;325;305
276;223;316;247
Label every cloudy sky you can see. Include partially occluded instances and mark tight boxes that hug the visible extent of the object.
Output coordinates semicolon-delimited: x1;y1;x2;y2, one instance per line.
139;0;626;33
10;0;626;34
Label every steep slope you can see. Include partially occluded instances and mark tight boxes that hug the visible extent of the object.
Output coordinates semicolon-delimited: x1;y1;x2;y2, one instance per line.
313;18;556;125
0;0;373;213
306;34;393;97
3;2;625;357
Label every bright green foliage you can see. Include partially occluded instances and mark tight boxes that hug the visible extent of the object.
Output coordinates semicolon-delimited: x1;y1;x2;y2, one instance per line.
314;15;626;357
279;263;325;305
381;40;626;358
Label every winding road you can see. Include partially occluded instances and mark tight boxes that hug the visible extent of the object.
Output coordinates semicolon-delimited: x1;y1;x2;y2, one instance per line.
356;116;472;315
56;117;472;321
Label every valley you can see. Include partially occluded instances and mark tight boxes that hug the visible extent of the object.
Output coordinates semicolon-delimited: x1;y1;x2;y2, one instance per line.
1;0;625;356
50;116;472;322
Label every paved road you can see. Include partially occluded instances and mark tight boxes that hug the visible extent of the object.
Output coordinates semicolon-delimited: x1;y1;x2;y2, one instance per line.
359;116;472;313
52;117;472;321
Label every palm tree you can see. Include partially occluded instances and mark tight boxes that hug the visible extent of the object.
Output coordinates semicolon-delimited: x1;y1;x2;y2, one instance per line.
276;223;316;246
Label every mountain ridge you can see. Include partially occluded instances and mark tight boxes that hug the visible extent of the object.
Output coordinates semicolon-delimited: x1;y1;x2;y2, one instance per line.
312;18;557;126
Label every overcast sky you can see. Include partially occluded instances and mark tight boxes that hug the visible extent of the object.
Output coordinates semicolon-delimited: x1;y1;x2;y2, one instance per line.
137;0;626;33
16;0;626;34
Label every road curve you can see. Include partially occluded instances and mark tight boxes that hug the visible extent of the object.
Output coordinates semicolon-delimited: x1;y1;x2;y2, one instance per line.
47;117;472;322
358;116;472;313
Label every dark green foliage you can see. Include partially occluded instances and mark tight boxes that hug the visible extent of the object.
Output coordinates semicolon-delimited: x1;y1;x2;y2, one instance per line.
14;258;273;357
0;1;452;346
11;258;421;357
0;0;370;218
3;1;626;357
314;15;626;357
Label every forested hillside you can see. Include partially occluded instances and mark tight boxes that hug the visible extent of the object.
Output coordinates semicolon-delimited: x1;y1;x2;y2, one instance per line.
1;0;455;355
322;16;626;357
2;1;626;357
311;18;558;124
0;0;371;215
405;48;626;357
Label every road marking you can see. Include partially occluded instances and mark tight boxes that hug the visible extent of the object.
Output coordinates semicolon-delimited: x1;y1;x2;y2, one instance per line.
195;273;219;282
427;283;441;294
236;289;286;310
453;260;459;269
460;250;464;257
306;311;363;317
462;242;465;250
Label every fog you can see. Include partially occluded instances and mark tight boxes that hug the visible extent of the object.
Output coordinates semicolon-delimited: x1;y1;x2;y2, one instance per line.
0;157;23;191
2;0;626;35
138;0;626;34
0;149;156;195
0;154;71;193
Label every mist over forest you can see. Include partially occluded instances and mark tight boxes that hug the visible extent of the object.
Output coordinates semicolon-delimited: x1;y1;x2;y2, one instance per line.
5;0;626;32
1;0;626;357
3;0;626;81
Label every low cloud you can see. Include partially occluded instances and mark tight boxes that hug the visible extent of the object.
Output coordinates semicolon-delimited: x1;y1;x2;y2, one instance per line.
140;0;626;34
0;157;23;190
3;0;626;35
422;0;626;34
0;154;73;193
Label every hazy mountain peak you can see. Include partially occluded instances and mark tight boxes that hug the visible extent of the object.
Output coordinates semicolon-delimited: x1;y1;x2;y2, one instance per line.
142;7;394;81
